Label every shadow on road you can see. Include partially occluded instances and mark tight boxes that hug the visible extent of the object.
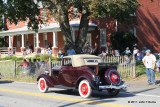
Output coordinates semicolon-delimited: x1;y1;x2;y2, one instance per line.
156;80;160;85
0;80;13;84
54;89;135;107
47;85;159;107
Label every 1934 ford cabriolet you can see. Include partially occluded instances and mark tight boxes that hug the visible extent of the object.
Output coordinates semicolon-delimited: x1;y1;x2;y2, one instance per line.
37;54;128;98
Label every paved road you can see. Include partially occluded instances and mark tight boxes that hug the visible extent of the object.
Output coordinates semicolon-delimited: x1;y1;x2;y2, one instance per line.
0;80;160;107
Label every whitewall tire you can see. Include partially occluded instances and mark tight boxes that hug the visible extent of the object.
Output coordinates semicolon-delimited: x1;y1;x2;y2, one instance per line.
78;80;92;98
38;78;49;93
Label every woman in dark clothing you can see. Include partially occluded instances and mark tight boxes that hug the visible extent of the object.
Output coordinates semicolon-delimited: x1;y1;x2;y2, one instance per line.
91;47;99;56
29;44;33;53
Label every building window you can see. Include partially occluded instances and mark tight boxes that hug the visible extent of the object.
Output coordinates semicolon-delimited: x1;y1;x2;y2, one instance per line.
44;33;47;47
25;34;29;47
43;9;47;22
100;29;107;47
73;8;78;19
17;35;20;47
130;27;136;36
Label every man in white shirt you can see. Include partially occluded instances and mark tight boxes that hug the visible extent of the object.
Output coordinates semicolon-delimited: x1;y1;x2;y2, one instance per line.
133;47;139;55
142;49;156;85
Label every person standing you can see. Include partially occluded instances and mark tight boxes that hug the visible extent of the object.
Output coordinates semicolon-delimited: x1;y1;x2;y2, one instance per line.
142;49;156;85
156;53;160;73
47;48;52;54
91;47;99;56
133;47;139;56
124;47;131;55
67;46;76;56
29;44;33;53
83;42;92;54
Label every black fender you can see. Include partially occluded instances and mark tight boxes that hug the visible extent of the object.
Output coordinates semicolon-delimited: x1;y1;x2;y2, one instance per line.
76;75;97;90
37;74;55;87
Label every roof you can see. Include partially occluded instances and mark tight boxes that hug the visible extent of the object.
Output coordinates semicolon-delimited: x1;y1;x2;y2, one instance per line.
63;54;103;67
0;21;97;36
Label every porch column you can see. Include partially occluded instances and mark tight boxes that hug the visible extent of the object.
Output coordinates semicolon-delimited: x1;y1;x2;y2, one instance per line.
52;32;58;56
8;35;12;54
53;32;57;48
72;30;75;42
36;33;39;48
35;33;40;54
20;34;25;53
21;34;25;48
9;35;12;48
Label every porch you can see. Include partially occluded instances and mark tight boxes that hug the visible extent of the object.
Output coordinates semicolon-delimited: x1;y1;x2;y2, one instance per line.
0;21;97;56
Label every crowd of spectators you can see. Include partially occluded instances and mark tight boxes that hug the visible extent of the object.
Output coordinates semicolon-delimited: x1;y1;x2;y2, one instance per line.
17;58;49;75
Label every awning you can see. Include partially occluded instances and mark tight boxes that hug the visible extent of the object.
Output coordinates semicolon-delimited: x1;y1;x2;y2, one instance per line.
0;21;97;36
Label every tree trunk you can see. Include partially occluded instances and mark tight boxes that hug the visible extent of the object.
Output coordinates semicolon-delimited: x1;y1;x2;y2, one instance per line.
56;1;90;54
57;5;73;51
75;5;89;54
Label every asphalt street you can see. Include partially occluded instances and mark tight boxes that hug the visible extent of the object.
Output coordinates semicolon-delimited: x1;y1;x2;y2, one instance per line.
0;80;160;107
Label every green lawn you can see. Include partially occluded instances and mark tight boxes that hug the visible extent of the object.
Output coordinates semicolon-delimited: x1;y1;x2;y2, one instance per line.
1;60;160;82
135;61;160;79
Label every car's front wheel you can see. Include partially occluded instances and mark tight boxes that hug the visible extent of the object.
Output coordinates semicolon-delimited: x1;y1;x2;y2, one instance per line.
78;80;92;98
107;89;120;96
38;78;49;93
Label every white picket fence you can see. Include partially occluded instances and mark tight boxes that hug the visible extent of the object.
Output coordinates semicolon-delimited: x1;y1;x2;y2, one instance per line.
102;55;136;78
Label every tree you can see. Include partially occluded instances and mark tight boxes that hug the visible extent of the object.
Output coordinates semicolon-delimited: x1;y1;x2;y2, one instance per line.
0;0;141;53
110;31;138;53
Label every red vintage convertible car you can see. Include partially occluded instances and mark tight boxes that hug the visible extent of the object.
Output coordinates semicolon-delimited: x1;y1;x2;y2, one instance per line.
37;54;128;98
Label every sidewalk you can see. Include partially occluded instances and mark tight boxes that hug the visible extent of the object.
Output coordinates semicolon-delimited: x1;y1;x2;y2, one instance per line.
124;80;160;97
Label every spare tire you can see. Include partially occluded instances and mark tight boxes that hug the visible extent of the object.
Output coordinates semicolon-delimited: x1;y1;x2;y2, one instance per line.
105;68;122;86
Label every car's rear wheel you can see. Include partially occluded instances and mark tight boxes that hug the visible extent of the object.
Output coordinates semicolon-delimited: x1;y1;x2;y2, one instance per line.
78;80;92;98
107;89;120;96
38;78;48;93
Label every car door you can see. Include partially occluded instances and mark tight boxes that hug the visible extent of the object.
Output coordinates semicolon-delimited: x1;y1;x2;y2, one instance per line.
58;58;75;87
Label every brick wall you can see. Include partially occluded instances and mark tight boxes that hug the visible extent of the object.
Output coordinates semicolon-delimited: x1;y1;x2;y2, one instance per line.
39;33;44;47
47;32;53;46
136;0;160;52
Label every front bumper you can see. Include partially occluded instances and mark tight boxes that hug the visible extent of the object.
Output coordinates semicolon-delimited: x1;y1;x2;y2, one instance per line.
99;84;129;90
